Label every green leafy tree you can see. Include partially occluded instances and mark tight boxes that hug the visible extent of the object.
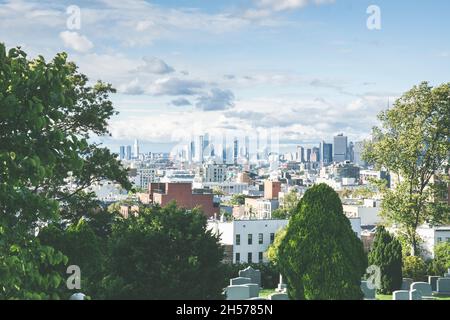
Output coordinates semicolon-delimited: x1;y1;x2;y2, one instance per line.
275;184;367;300
403;255;427;281
102;202;225;300
39;219;108;297
368;226;403;294
230;194;246;205
428;242;450;276
0;44;130;299
363;82;450;256
272;189;300;219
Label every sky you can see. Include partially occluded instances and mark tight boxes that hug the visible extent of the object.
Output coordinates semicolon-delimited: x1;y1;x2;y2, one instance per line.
1;0;449;153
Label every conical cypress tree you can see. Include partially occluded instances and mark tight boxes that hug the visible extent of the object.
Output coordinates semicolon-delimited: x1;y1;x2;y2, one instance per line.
368;226;403;294
277;184;367;300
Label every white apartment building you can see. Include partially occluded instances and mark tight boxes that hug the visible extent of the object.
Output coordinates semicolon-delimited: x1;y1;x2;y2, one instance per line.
417;225;450;259
208;217;361;264
342;199;381;226
193;181;249;195
196;163;227;183
134;167;157;189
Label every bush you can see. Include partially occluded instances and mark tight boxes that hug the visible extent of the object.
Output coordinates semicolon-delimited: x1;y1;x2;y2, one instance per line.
368;226;403;294
276;184;367;300
403;256;427;281
428;242;450;276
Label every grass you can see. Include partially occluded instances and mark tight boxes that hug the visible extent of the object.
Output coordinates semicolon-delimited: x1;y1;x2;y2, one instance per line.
377;294;450;301
259;289;277;298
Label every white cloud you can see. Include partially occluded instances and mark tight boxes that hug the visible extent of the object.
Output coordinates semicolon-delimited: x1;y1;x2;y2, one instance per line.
134;57;175;75
59;31;94;53
255;0;335;12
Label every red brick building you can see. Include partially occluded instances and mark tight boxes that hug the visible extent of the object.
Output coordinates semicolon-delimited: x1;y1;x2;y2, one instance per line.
264;180;281;200
148;182;217;218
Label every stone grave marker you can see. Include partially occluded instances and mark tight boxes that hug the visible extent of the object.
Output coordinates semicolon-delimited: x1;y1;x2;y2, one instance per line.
360;281;376;300
428;276;440;292
437;277;450;295
226;285;251;300
239;266;261;288
410;282;433;298
230;277;252;286
268;293;289;300
393;290;409;300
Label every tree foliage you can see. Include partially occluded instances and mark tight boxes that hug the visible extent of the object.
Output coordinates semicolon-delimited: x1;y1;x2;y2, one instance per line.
368;226;402;294
428;242;450;276
275;184;367;300
402;255;427;282
101;203;225;300
363;82;450;255
0;44;130;299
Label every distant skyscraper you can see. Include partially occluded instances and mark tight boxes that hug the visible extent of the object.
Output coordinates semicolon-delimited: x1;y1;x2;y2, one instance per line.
353;141;366;167
333;134;348;162
119;146;125;160
233;137;239;164
126;145;132;160
347;141;354;162
133;139;139;158
189;140;195;162
311;147;320;162
296;146;305;163
306;148;311;162
222;134;227;164
198;135;204;162
244;136;250;161
320;141;333;166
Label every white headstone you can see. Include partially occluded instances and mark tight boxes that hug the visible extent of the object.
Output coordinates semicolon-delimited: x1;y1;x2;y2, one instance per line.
226;285;251;300
393;290;409;300
361;281;376;300
410;282;432;297
230;277;252;286
437;278;450;295
239;266;261;287
268;293;289;300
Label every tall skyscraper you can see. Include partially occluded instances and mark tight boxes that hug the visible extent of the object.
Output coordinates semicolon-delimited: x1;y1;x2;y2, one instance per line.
133;139;139;158
311;147;320;162
306;148;311;162
126;145;132;160
333;134;348;163
347;141;354;162
244;136;250;161
189;140;195;163
320;141;333;166
233;137;239;164
119;146;125;160
353;141;366;167
222;134;227;164
198;135;204;162
296;146;305;163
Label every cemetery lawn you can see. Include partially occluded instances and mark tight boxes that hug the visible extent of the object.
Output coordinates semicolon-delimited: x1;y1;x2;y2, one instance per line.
376;294;450;300
259;289;277;298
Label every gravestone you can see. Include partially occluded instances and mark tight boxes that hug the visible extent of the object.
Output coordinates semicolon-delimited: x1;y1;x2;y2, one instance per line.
401;278;413;290
437;278;450;295
244;283;260;298
248;297;267;300
410;282;433;298
268;293;289;300
226;285;251;300
230;277;252;286
409;289;422;300
239;266;261;288
276;274;287;293
444;273;450;278
69;293;86;300
393;290;409;300
428;276;440;292
360;281;376;300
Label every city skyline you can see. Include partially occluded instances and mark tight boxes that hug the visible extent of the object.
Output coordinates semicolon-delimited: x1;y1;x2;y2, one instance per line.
1;0;450;153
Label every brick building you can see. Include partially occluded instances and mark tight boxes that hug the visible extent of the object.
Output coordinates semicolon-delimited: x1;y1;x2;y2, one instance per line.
148;182;217;218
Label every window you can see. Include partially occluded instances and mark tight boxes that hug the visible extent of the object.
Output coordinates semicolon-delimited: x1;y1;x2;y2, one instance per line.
270;233;275;244
235;253;240;263
437;237;442;243
236;234;241;246
248;252;252;263
258;233;263;244
258;252;263;263
248;234;253;245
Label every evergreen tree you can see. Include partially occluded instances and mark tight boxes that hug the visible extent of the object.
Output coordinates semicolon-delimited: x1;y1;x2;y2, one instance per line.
276;184;367;300
368;226;403;294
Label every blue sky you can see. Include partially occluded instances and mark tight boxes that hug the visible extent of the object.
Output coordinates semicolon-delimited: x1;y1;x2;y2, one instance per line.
1;0;449;152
